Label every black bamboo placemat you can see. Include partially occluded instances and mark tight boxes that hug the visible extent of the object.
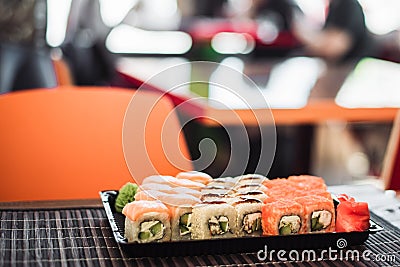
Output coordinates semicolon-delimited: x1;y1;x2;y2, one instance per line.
1;208;400;267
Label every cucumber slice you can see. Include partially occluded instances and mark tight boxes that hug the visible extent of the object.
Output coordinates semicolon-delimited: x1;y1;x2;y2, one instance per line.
312;222;324;231
180;213;190;226
179;225;190;235
139;231;151;240
219;221;229;233
279;225;292;235
311;217;318;229
150;222;162;235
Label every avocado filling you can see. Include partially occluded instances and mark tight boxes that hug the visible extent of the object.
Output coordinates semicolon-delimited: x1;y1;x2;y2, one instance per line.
138;220;165;241
208;216;230;235
311;210;332;231
242;212;262;234
179;213;192;236
279;215;301;235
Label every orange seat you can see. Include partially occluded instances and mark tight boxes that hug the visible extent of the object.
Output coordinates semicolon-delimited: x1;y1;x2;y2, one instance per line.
0;87;192;201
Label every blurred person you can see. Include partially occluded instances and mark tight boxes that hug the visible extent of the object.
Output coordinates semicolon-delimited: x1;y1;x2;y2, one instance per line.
61;0;117;86
293;0;375;63
0;0;56;94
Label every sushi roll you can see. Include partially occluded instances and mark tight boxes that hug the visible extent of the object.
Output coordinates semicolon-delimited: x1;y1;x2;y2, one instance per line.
236;174;269;185
164;193;201;241
200;193;238;203
134;190;170;201
293;189;333;200
265;187;291;199
262;178;292;191
171;186;202;198
191;201;237;239
138;183;173;193
142;175;176;185
176;171;213;185
295;195;335;233
288;175;327;191
234;183;268;194
169;206;194;241
139;183;202;198
231;198;263;237
201;185;236;195
234;190;269;202
122;200;171;243
134;190;200;207
142;175;205;190
207;177;237;188
262;199;305;236
158;193;200;207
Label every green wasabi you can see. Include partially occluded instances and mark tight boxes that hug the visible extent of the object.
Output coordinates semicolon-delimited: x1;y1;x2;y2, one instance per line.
115;182;138;213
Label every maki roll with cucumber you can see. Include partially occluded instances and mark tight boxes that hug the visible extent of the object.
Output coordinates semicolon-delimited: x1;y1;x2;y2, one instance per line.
288;175;327;191
191;201;237;239
169;206;194;241
295;195;335;233
231;198;263;237
122;200;171;243
262;199;305;236
164;194;201;241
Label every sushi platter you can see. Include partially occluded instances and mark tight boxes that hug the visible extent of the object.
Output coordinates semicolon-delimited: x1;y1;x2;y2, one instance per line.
100;173;383;257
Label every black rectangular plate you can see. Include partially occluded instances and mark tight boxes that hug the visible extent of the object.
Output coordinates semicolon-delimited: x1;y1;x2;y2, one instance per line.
100;190;383;257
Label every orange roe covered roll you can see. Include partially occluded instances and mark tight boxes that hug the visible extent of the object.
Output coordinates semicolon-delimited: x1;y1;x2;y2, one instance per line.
122;200;171;243
292;189;333;200
262;199;305;236
263;178;292;190
176;171;213;185
265;183;299;198
288;175;327;190
294;195;335;233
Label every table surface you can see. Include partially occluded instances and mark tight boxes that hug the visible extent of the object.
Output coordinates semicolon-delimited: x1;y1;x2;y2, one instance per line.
117;56;400;126
2;184;400;266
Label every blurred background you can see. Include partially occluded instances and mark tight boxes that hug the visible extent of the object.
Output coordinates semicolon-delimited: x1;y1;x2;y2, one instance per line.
2;0;400;185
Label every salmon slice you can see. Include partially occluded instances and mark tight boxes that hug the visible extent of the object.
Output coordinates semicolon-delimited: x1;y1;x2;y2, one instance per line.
122;200;170;221
176;171;213;185
142;175;205;190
